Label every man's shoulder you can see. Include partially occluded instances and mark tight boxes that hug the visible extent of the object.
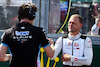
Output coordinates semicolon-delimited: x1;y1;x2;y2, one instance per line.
33;26;43;30
80;35;87;39
62;34;68;38
5;27;13;33
32;26;44;32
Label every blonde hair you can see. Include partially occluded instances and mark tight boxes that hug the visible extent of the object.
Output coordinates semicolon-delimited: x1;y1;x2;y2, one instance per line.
70;14;84;24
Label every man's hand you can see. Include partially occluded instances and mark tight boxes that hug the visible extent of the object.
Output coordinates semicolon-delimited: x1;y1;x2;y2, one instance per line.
6;54;11;61
47;38;54;50
61;53;71;62
48;38;54;45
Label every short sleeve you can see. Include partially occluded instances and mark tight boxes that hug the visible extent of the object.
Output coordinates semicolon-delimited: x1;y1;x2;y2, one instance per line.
40;29;49;48
1;32;8;45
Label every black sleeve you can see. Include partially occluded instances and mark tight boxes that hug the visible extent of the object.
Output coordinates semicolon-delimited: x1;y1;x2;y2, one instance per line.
40;29;49;47
1;31;8;44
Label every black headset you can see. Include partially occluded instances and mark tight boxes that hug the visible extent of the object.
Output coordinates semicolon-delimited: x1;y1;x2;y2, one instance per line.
28;4;36;20
18;3;36;22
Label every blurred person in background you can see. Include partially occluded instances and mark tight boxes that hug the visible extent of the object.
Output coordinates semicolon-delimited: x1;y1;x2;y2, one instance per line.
91;19;100;35
90;3;100;35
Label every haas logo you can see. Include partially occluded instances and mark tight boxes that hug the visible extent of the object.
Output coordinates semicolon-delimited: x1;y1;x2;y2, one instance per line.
74;42;79;46
68;42;71;45
75;58;78;61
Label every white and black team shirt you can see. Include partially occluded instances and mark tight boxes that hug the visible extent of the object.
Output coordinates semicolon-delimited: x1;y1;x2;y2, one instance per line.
51;33;93;66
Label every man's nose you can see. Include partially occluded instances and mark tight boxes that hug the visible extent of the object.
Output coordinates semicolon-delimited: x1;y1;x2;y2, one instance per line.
70;23;73;26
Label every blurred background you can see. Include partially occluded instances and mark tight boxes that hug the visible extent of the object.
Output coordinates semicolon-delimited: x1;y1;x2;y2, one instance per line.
0;0;100;35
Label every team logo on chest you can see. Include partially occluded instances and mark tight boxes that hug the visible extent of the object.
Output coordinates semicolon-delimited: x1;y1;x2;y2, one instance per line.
68;42;71;45
74;42;79;47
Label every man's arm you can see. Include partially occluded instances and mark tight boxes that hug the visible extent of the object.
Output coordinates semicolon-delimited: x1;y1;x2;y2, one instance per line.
71;37;93;66
44;37;62;59
0;45;11;62
50;37;62;60
44;45;55;58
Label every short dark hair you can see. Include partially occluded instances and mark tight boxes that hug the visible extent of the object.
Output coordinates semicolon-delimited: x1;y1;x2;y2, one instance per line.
70;14;84;24
18;3;38;21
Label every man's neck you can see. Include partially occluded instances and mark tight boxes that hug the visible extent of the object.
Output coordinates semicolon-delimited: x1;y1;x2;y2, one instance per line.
68;33;81;40
69;32;79;36
20;18;34;25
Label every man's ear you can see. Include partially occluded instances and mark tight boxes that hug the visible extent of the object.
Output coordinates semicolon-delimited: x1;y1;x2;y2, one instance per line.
80;24;83;28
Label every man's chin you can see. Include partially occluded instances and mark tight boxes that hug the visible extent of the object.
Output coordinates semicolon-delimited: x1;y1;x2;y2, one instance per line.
69;30;74;32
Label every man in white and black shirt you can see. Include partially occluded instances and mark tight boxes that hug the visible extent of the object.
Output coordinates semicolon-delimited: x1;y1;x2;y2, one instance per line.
50;14;93;67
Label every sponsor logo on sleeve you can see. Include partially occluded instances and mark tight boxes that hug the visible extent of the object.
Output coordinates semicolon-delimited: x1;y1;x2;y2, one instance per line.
75;58;78;61
87;41;92;48
75;58;87;61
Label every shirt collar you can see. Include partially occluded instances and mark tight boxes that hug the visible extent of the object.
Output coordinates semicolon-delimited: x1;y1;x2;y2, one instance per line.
68;33;82;40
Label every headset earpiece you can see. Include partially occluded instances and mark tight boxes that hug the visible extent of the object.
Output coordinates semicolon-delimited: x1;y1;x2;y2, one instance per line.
28;4;36;20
